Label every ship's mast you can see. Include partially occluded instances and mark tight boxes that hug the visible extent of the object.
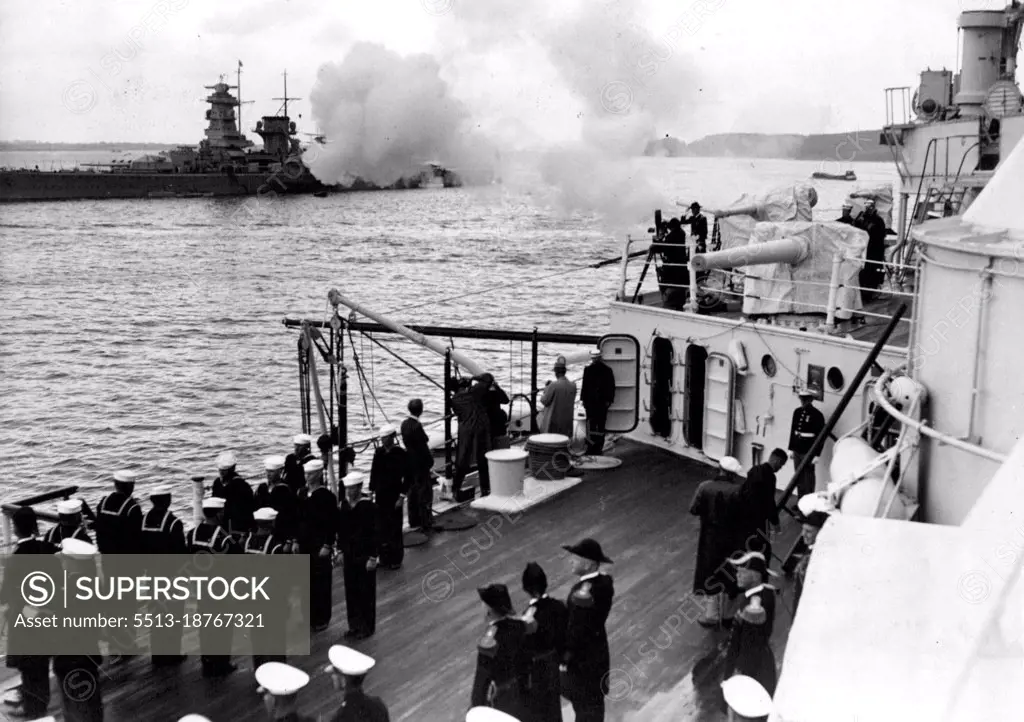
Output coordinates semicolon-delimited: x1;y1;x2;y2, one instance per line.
236;60;254;134
273;69;300;118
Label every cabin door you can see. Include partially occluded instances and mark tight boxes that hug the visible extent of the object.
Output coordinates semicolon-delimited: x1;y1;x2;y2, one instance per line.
683;344;709;448
598;334;640;433
703;352;736;459
649;337;674;438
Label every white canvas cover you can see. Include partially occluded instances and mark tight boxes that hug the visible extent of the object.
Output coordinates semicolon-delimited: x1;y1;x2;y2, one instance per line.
715;183;819;223
771;514;1024;721
716;214;757;252
741;221;866;318
848;184;895;229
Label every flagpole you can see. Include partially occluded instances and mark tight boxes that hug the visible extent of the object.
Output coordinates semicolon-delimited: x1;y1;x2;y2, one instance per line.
237;60;243;133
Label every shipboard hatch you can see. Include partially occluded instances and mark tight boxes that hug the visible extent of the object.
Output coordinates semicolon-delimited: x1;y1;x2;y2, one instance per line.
598;334;640;433
703;352;736;458
683;344;708;448
649;337;674;438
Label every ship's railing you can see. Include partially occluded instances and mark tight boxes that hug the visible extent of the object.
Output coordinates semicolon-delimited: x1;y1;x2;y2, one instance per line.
884;87;912;127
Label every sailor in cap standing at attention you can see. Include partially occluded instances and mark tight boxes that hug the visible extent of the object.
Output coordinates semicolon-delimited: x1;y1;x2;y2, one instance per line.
255;661;315;722
95;469;144;660
326;645;390;721
256;455;299;549
338;472;380;640
561;538;615;722
285;434;317;495
471;584;530;718
246;507;290;671
141;485;187;668
299;458;338;632
212;451;255;537
369;424;409;570
54;537;105;722
187;496;239;677
45;497;93;545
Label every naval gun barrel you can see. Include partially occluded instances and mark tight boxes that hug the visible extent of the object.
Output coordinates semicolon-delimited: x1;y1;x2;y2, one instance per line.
690;238;809;272
706;203;760;219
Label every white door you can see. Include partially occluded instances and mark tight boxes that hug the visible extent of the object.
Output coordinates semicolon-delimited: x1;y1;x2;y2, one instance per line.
703;352;736;459
599;334;640;433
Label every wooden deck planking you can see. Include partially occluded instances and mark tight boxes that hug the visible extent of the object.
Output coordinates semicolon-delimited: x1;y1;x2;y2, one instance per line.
14;441;800;721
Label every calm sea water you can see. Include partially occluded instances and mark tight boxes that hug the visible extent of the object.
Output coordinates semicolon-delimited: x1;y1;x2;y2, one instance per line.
0;155;897;517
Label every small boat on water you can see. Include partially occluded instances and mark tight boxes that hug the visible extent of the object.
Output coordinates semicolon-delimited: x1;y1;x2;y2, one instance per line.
811;169;857;181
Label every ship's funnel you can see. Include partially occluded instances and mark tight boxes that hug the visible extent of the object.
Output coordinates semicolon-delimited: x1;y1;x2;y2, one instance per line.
954;7;1024;116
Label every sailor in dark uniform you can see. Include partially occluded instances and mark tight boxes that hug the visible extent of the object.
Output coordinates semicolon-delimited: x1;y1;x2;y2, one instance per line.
257;455;300;551
95;468;144;660
788;390;826;498
213;450;255;538
793;492;834;613
326;645;391;722
246;507;290;671
255;661;317;722
855;199;888;302
681;201;709;254
140;485;187;667
561;537;615;722
369;425;409;570
55;537;106;722
45;498;93;545
0;507;59;720
186;496;239;677
299;458;338;632
520;561;567;722
285;433;316;494
338;472;379;640
471;584;530;719
726;551;779;637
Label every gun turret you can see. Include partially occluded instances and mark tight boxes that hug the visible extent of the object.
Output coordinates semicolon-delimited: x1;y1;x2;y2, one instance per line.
690;238;810;272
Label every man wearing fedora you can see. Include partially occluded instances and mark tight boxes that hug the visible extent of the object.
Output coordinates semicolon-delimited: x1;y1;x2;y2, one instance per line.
789;390;825;498
561;538;615;722
581;349;616;456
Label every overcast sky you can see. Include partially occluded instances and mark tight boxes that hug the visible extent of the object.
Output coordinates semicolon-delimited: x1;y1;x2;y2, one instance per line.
0;0;1009;144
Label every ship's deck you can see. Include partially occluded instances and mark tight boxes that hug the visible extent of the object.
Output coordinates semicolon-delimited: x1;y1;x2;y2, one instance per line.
2;440;801;722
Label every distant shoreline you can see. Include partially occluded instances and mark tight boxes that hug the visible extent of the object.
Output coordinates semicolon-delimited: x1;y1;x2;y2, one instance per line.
0;142;187;152
643;130;892;163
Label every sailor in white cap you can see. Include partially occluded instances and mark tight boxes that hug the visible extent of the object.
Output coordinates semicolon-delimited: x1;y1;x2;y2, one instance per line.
793;492;835;612
581;346;616;455
95;469;144;660
245;507;289;671
45;497;92;546
52;537;105;721
141;485;188;667
213;450;255;536
338;471;380;640
325;645;390;721
788;388;825;498
401;398;435;532
186;496;238;677
255;662;314;721
837;200;856;225
254;455;300;552
721;674;773;721
256;455;285;507
299;457;338;633
369;424;407;570
690;457;746;627
466;707;522;722
285;433;317;492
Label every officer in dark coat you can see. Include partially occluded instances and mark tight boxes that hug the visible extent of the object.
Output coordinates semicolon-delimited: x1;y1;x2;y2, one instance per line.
369;425;409;569
285;433;317;494
299;458;337;632
186;496;239;677
44;498;93;545
788;390;826;498
95;468;144;659
256;455;300;550
401;398;435;532
681;201;709;254
690;457;745;627
738;449;787;562
793;493;833;613
471;584;530;719
255;660;318;722
140;485;187;667
212;451;255;537
855;199;888;301
722;595;777;695
54;537;105;722
520;562;568;722
327;645;391;722
580;349;617;456
0;507;59;719
561;538;615;722
338;472;380;640
726;551;779;638
246;507;290;670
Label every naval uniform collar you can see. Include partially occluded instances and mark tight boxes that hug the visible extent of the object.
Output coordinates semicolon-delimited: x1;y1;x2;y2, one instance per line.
579;571;604;582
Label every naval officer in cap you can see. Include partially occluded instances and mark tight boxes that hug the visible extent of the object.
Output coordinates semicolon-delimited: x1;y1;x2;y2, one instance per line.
338;471;380;640
246;507;290;671
788;389;825;498
54;538;105;722
45;498;93;545
298;458;338;632
561;538;615;722
213;451;255;537
471;584;530;718
187;496;238;677
726;551;778;637
285;434;316;495
520;561;567;722
141;485;187;667
326;645;390;721
255;661;315;722
721;674;772;722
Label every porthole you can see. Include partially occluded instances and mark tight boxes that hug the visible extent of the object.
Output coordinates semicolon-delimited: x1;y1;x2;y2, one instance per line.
827;366;845;391
761;354;777;377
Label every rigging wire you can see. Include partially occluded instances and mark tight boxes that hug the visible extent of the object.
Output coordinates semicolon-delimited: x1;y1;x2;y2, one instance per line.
346;326;374;427
359;331;445;390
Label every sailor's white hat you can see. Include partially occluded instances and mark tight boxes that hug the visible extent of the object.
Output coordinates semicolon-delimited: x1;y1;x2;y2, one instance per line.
202;497;226;510
719;456;743;474
466;707;522;722
253;507;278;522
721;674;772;717
149;486;171;498
342;471;366;488
797;491;835;517
293;434;312;446
57;499;83;515
304;459;324;473
216;451;237;470
328;645;375;676
254;661;310;697
60;538;98;557
589;348;603;358
113;470;137;483
264;455;286;471
177;716;212;722
378;424;397;437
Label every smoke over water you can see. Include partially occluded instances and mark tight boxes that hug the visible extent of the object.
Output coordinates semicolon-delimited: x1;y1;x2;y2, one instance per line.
309;0;708;228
